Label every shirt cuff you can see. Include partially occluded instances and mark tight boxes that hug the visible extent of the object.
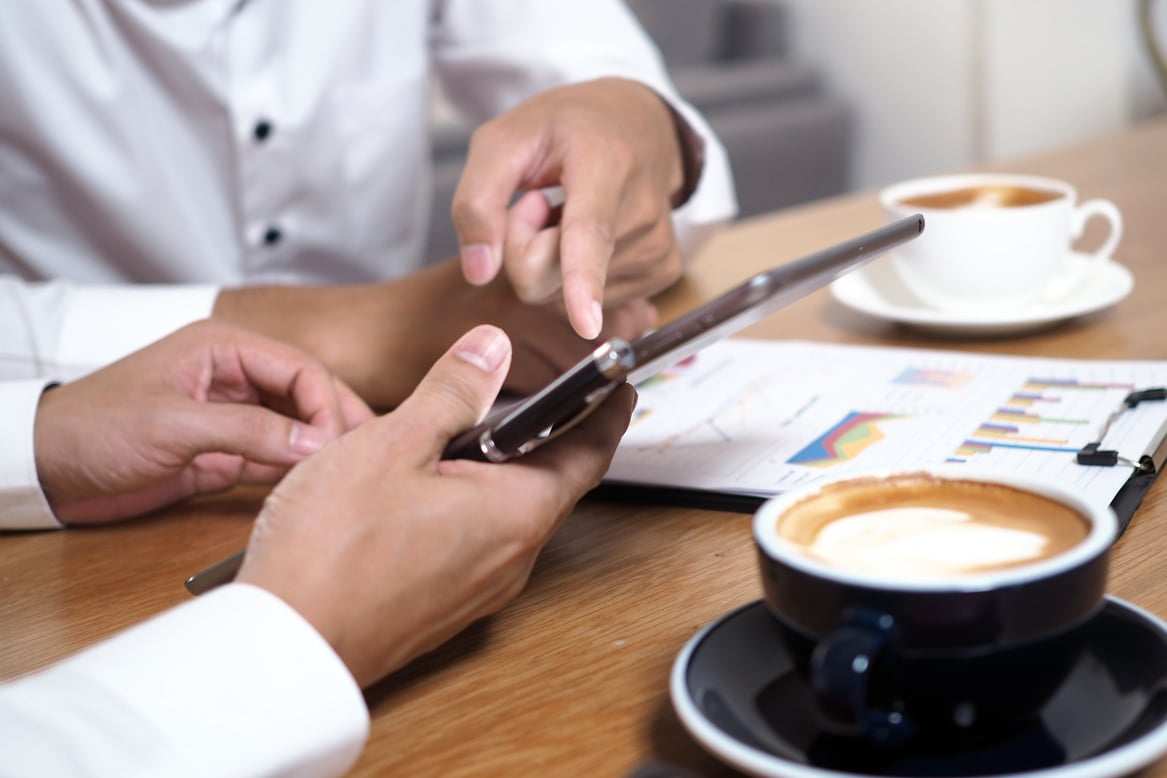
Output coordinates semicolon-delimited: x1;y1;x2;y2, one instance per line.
656;94;739;256
57;285;219;379
0;379;61;530
3;584;369;777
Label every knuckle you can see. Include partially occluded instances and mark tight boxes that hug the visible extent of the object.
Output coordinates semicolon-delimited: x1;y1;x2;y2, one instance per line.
449;192;489;230
468;117;505;153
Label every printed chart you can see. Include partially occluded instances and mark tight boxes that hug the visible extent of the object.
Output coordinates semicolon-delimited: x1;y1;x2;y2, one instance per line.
609;340;1167;507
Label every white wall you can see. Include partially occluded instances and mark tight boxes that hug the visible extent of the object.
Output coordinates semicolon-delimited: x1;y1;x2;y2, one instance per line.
780;0;1162;189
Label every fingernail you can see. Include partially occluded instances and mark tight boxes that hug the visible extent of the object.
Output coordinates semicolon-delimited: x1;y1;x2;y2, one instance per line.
456;327;509;373
290;424;328;456
581;300;603;340
460;244;497;285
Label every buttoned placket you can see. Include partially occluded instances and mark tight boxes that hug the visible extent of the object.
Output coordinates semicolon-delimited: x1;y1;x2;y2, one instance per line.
221;0;294;272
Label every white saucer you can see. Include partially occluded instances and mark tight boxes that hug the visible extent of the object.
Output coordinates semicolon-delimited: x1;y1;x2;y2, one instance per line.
671;597;1167;778
830;252;1133;337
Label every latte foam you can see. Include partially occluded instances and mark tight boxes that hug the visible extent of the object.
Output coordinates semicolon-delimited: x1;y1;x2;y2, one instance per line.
804;506;1051;578
774;474;1091;579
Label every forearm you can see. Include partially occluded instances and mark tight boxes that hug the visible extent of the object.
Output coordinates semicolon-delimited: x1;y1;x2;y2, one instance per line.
211;264;470;409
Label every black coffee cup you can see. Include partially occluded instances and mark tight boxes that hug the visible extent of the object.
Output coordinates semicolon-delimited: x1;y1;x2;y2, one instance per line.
752;466;1116;749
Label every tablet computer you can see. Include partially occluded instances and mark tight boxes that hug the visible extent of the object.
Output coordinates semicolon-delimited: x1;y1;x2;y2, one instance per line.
442;214;925;462
185;214;922;595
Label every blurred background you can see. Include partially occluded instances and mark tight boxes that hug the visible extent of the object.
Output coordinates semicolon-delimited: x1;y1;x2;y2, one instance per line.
426;0;1167;261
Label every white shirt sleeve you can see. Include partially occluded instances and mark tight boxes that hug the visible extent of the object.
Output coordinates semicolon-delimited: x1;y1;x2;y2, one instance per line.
0;276;218;381
432;0;738;256
0;583;369;778
0;379;61;530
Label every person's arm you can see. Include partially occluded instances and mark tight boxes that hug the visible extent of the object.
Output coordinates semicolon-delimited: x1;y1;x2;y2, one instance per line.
238;324;636;687
0;584;368;778
433;0;738;337
0;325;633;775
0;276;217;382
433;0;736;239
0;320;372;530
212;255;656;409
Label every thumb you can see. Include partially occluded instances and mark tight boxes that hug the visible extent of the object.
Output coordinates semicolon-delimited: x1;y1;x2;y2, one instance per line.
394;325;513;457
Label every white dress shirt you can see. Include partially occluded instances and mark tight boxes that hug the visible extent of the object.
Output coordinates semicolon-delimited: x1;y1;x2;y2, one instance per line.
0;0;737;382
0;584;369;778
0;5;735;769
0;379;60;529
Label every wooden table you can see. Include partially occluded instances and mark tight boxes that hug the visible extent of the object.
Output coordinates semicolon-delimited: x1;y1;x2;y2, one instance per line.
3;117;1166;777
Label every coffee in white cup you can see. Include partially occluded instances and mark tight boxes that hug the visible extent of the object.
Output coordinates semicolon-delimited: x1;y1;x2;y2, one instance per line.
880;174;1123;313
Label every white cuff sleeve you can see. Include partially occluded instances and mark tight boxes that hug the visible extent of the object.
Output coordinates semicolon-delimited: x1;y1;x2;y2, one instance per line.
657;93;739;258
57;284;219;380
0;584;369;778
0;379;61;530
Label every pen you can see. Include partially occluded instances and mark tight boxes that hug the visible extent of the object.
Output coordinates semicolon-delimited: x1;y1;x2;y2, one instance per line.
185;549;245;595
186;338;636;595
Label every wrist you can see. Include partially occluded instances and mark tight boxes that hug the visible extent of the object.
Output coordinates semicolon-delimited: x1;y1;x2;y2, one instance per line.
212;277;454;410
32;383;71;517
660;98;705;209
619;78;704;209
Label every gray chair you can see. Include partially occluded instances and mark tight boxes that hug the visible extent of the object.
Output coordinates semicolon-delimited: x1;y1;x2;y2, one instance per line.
425;0;852;262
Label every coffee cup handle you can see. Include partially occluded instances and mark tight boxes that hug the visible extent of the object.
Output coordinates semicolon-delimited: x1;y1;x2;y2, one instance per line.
809;611;914;746
1072;198;1123;261
1039;198;1124;303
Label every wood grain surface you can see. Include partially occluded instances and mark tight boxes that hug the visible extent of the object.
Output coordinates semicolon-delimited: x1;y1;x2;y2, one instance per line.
3;117;1166;777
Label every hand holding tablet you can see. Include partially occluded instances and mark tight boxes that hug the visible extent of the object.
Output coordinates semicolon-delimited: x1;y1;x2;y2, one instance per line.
443;214;925;462
186;215;924;594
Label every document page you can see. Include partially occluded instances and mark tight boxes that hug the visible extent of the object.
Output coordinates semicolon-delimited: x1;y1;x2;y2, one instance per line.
609;340;1167;508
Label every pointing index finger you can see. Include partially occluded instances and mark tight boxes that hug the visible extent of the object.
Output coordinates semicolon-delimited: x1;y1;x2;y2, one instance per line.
558;154;625;339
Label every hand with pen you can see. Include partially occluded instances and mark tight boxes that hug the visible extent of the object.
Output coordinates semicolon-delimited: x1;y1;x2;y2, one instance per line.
30;318;634;687
238;324;634;686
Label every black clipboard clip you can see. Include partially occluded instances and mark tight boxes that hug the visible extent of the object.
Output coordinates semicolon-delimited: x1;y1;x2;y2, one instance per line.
1076;387;1167;471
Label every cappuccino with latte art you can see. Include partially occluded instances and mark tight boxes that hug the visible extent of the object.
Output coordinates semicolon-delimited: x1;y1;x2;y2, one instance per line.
774;474;1090;579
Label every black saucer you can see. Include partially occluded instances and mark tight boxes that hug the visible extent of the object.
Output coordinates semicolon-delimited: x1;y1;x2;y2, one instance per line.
671;598;1167;778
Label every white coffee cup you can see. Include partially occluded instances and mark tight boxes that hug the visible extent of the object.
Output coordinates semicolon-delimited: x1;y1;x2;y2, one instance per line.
880;173;1123;313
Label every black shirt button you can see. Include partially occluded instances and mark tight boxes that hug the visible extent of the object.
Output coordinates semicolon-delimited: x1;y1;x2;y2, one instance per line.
253;120;273;142
262;226;283;246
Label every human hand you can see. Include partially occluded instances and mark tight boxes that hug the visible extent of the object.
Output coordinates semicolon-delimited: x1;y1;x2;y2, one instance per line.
212;257;655;408
398;259;656;398
34;321;373;525
453;76;694;339
237;325;635;688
